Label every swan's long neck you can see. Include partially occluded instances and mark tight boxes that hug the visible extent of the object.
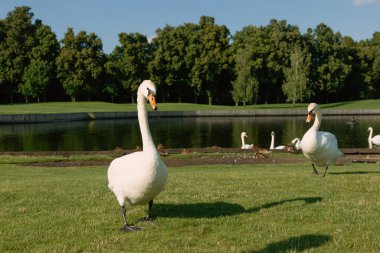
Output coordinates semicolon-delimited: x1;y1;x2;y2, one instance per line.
270;134;274;149
311;110;322;132
368;128;373;148
241;135;246;147
137;92;156;151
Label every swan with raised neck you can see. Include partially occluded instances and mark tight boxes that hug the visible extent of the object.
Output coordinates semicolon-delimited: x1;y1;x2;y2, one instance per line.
368;127;380;149
300;103;343;177
241;132;253;149
107;80;168;232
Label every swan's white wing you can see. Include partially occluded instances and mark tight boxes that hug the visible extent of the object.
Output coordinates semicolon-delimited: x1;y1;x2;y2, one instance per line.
372;135;380;146
313;131;343;166
318;131;338;148
108;151;167;206
241;144;253;149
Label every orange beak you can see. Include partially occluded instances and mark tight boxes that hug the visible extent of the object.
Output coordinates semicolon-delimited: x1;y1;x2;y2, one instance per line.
306;113;313;123
147;94;157;110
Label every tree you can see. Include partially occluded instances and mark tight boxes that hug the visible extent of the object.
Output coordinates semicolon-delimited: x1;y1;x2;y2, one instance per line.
0;6;35;103
149;24;194;102
308;23;351;102
231;20;303;104
56;28;105;101
282;46;311;106
231;48;259;106
20;60;50;102
108;32;150;103
190;16;231;105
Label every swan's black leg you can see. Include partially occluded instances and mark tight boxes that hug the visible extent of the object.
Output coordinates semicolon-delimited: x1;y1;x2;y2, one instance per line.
138;199;155;222
323;165;329;177
312;164;319;175
120;205;142;232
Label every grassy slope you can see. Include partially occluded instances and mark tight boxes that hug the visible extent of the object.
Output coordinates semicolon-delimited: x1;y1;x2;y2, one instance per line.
0;99;379;114
1;158;380;252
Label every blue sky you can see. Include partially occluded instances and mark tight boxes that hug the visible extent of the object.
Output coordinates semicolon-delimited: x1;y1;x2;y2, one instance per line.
1;0;379;54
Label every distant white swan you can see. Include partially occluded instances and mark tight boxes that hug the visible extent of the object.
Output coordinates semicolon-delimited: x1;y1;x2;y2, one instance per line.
290;138;301;150
300;103;343;177
368;127;380;149
107;80;168;232
241;132;253;149
270;131;285;150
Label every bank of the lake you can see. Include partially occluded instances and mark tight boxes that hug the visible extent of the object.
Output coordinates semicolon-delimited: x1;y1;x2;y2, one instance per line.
1;108;380;124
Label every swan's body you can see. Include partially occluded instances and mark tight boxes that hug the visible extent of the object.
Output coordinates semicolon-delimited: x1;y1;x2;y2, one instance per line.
291;138;301;150
300;103;343;177
270;131;285;150
241;132;253;149
108;80;168;231
368;127;380;149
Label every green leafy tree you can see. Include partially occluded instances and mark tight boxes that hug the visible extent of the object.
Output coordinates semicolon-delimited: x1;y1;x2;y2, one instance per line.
231;48;259;106
190;16;231;105
0;6;35;103
149;24;194;102
22;22;59;102
231;20;303;104
282;46;311;106
103;56;121;103
108;33;150;103
308;23;351;102
20;59;50;102
56;28;105;101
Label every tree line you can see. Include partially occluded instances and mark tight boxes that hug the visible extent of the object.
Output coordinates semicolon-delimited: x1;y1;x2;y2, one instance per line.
1;6;379;105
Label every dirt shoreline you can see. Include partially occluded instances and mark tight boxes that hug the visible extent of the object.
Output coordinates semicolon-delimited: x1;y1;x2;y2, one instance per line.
5;147;379;167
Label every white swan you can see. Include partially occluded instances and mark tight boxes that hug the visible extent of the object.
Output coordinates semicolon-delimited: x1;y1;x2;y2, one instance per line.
241;132;253;149
270;131;285;150
300;103;343;177
290;138;301;150
107;80;168;232
368;127;380;149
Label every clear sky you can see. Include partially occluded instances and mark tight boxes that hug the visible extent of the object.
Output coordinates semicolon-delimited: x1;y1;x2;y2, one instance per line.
1;0;379;54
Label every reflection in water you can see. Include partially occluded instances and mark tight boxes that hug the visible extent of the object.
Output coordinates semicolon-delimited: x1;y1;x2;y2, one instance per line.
0;115;379;151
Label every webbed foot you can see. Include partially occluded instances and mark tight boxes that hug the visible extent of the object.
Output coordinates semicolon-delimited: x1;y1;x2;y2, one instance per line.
137;215;155;222
120;225;143;232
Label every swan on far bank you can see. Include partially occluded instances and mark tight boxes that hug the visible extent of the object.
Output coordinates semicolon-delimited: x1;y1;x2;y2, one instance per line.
107;80;168;232
241;132;253;149
270;131;285;150
368;127;380;149
290;138;301;150
300;103;343;177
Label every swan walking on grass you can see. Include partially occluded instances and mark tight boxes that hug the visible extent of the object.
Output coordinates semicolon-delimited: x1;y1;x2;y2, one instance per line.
107;80;168;232
368;127;380;149
270;131;285;150
300;103;343;177
241;132;253;149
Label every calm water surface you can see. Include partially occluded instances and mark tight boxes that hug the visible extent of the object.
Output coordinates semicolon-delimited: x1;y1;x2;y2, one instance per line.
0;115;379;151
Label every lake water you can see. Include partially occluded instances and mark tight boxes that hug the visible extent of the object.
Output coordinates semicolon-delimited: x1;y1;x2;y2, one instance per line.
0;115;379;151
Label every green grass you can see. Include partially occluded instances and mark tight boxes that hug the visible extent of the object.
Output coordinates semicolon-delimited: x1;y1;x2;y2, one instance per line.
0;99;379;114
1;156;380;252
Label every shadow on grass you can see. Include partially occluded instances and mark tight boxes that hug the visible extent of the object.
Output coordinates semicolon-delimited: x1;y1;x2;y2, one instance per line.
250;234;332;253
155;201;245;218
246;197;322;213
330;171;380;175
155;197;322;218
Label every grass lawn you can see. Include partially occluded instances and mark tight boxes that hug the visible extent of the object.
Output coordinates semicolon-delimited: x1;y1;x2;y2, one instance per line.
1;156;380;252
0;99;379;114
